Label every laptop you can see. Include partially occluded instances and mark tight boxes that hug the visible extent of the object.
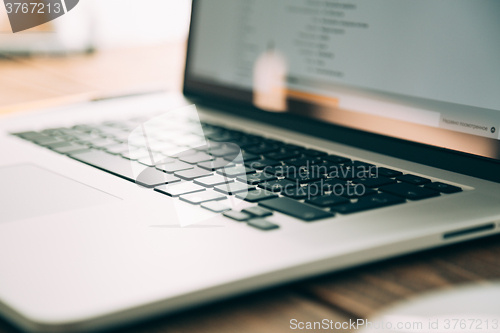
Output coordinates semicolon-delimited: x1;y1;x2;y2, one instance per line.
1;0;500;331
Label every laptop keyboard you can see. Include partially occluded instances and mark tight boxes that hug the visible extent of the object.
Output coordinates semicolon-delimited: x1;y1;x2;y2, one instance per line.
12;116;463;231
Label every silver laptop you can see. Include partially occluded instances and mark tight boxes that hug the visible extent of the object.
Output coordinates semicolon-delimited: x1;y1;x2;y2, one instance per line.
1;0;500;331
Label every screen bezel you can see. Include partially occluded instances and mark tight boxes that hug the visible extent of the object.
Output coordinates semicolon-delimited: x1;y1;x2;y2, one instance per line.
183;0;500;183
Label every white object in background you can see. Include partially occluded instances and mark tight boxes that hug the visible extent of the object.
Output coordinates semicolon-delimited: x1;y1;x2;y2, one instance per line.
0;0;94;54
359;283;500;333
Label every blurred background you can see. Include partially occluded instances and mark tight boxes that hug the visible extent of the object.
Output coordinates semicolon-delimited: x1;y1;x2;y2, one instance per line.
0;0;193;112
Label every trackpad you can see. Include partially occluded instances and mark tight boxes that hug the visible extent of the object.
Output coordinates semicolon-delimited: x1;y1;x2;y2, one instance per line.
0;164;120;224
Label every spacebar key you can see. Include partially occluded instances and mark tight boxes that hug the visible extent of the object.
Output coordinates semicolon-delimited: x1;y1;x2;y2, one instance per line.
259;197;334;221
70;150;136;181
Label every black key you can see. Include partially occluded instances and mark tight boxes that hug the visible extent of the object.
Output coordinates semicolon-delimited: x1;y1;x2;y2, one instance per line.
235;190;278;202
285;170;325;184
225;151;259;162
265;149;301;161
305;195;349;207
259;197;334;221
263;165;299;176
247;218;279;231
174;167;213;180
280;143;305;151
302;149;327;157
70;150;177;188
372;167;403;178
223;210;252;221
396;174;431;185
155;182;205;197
258;179;297;193
179;191;226;205
156;161;194;173
242;206;273;218
352;176;397;188
237;172;277;185
245;158;280;170
245;143;280;155
230;136;261;149
323;154;351;164
379;182;439;200
285;157;323;167
217;166;256;177
424;182;462;194
310;178;349;192
335;185;377;198
214;182;255;195
308;162;339;176
331;193;405;214
335;166;371;180
52;143;91;154
194;174;234;187
198;158;234;171
281;186;310;200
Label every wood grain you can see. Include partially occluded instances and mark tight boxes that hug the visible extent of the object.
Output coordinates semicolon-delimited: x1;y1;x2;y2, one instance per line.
1;43;500;333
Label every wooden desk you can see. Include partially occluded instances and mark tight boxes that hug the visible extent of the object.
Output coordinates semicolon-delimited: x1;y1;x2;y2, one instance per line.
1;43;500;333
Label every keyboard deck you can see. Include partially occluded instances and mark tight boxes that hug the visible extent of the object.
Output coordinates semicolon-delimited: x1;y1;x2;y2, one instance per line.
12;116;463;231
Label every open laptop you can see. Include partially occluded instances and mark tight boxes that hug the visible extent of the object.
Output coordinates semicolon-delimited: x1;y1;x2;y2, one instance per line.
1;0;500;331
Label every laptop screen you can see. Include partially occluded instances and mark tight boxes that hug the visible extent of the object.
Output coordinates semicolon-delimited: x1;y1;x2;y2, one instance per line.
184;0;500;161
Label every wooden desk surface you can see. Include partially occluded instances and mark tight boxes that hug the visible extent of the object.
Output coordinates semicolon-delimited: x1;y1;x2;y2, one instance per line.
1;43;500;333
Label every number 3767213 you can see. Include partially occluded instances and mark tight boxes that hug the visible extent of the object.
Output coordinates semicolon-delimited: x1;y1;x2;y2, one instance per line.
5;2;61;14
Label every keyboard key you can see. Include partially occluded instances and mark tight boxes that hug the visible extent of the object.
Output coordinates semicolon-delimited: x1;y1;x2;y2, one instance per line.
194;174;234;187
217;166;256;177
352;176;397;188
180;191;226;204
138;155;175;167
198;158;234;171
247;218;279;231
331;193;405;214
258;179;296;193
70;150;168;187
285;157;323;167
223;210;252;221
313;178;349;192
305;195;349;207
373;167;403;178
237;172;277;185
104;144;133;155
245;142;280;155
335;166;370;180
259;197;334;221
201;201;231;213
345;161;376;168
336;185;377;198
245;158;281;170
396;174;431;185
424;182;462;194
379;182;439;200
207;146;240;157
154;182;205;197
174;167;213;180
214;182;256;195
323;154;351;164
302;149;327;157
242;206;273;217
156;161;194;173
265;149;301;161
179;152;214;164
135;168;181;188
235;190;278;202
281;186;310;200
121;149;151;160
285;171;325;184
225;151;259;162
52;143;90;154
